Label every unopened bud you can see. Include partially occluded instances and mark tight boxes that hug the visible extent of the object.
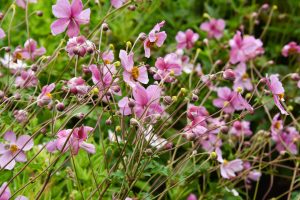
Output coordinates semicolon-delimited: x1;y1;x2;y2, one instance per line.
0;90;4;99
245;93;252;99
139;33;147;41
128;5;136;11
223;69;236;81
163;96;172;105
31;64;38;72
180;88;187;95
128;100;135;108
102;23;109;31
0;12;3;20
126;41;132;49
36;11;43;17
291;73;300;81
56;102;65;111
261;3;269;10
14;93;21;100
114;61;120;67
191;93;198;102
172;96;177;102
115;125;121;132
5;47;11;52
210;151;217;159
105;118;112;125
220;126;229;133
287;105;293;111
130;118;139;126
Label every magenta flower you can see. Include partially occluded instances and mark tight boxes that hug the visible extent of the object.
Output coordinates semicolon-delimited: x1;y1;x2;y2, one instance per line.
175;29;199;49
110;0;126;8
233;63;253;91
281;41;300;57
15;69;38;88
37;83;55;107
15;39;46;61
229;120;252;137
186;194;197;200
154;53;182;82
213;87;253;113
264;74;288;115
200;18;225;39
220;158;243;179
144;21;167;58
0;182;10;200
271;126;299;155
16;0;37;9
119;50;148;87
51;0;91;37
229;31;264;64
46;126;95;155
66;36;95;57
67;77;90;95
187;104;209;121
118;85;163;119
0;131;34;170
0;28;5;39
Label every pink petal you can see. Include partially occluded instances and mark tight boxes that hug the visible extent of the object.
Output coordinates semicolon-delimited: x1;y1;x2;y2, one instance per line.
0;144;8;154
15;196;29;200
15;151;27;162
0;28;6;39
4;131;16;143
0;152;15;170
80;142;95;154
155;31;167;47
52;0;71;18
144;41;151;58
133;85;149;106
137;66;149;84
119;50;134;72
71;0;83;16
118;97;132;115
51;18;70;35
67;20;80;37
46;140;57;152
146;85;161;104
16;135;34;151
75;8;90;24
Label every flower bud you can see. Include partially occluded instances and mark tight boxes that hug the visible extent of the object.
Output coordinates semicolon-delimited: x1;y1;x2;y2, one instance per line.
0;12;3;20
210;151;217;159
128;5;136;11
0;90;4;99
291;73;300;81
164;142;173;150
163;96;172;105
114;61;121;67
56;102;65;111
4;47;11;52
105;118;112;125
128;100;135;108
102;23;109;31
115;125;121;132
191;93;198;102
36;11;43;17
86;46;94;54
31;64;38;72
261;3;269;10
139;33;147;41
172;96;177;102
220;126;229;133
223;69;235;81
126;41;132;49
130;118;139;126
14;93;21;100
180;88;187;95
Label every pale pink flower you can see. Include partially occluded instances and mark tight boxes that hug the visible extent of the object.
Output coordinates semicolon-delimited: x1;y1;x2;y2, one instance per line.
46;126;95;155
16;0;37;9
101;50;114;64
200;18;225;39
119;50;148;87
118;85;163;119
271;113;283;135
183;116;208;140
37;83;55;107
272;126;299;155
175;29;199;49
186;194;197;200
248;170;262;182
0;131;34;170
13;110;28;124
154;53;182;82
200;133;222;153
281;41;300;57
16;39;46;61
110;0;126;8
264;75;288;115
229;120;252;137
67;77;90;95
51;0;91;37
229;31;264;64
0;28;5;39
144;21;167;58
233;63;253;91
0;182;10;200
187;104;209;121
15;69;38;88
66;36;95;57
220;158;244;179
213;87;253;113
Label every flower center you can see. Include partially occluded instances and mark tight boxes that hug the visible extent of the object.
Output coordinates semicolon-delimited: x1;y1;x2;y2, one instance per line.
278;93;284;101
104;60;110;65
45;92;52;98
242;73;249;80
274;121;281;130
15;52;23;60
223;159;228;165
131;66;139;81
10;144;19;153
223;101;230;107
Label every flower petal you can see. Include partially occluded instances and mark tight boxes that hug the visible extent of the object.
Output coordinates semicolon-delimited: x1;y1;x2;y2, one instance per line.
51;18;70;36
16;135;34;151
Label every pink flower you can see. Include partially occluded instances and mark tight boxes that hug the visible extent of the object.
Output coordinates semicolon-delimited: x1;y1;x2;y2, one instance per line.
281;42;300;57
51;0;91;37
144;21;167;58
89;64;121;98
200;18;225;39
46;126;95;155
175;29;199;49
110;0;126;8
0;131;34;170
213;87;253;113
0;182;10;200
154;53;182;82
272;126;299;155
220;158;244;179
16;39;46;61
187;104;209;121
229;31;264;64
37;83;55;107
264;75;288;115
229;120;252;137
66;36;95;57
102;50;114;64
67;77;90;95
200;133;222;153
186;194;197;200
248;170;262;182
118;85;163;119
183;117;208;140
233;63;253;91
119;50;148;87
0;28;5;39
271;113;283;135
16;0;37;9
15;69;38;88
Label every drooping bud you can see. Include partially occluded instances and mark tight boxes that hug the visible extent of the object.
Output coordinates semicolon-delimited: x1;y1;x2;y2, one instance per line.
102;23;109;31
36;11;43;17
191;93;198;102
128;100;135;108
105;118;112;125
163;96;172;105
223;69;236;81
291;73;300;81
130;118;139;126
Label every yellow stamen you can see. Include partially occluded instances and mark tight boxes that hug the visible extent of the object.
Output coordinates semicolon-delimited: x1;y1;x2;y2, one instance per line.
10;144;19;153
223;101;230;107
223;159;228;165
274;121;281;130
278;93;284;101
131;66;139;80
45;92;52;98
104;60;110;65
242;73;249;80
